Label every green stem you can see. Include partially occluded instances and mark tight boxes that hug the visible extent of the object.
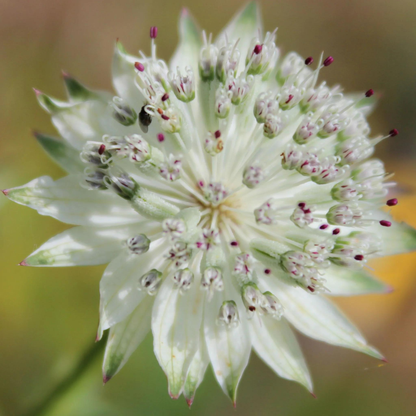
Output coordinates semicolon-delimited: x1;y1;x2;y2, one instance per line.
20;333;107;416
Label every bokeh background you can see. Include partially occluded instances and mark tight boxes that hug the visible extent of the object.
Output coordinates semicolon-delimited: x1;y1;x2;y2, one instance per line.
1;0;416;415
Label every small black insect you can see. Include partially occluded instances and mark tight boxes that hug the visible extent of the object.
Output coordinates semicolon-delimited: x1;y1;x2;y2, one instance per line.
138;105;152;133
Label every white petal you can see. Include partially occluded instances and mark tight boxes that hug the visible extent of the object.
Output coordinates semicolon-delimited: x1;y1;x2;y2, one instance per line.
23;222;159;267
36;89;139;149
112;42;144;107
325;266;389;296
215;2;263;74
378;221;416;256
102;295;153;382
261;275;384;359
204;279;251;404
35;132;85;174
152;275;204;398
5;175;141;227
98;240;167;338
169;9;202;71
183;328;210;407
250;316;313;392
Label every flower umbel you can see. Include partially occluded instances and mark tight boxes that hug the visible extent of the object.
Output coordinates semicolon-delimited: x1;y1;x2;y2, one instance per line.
5;2;416;408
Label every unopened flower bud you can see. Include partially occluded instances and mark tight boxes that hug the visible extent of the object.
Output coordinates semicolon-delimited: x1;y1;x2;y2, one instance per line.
127;234;150;254
139;269;162;295
243;165;265;188
169;67;195;103
217;300;240;328
110;96;137;126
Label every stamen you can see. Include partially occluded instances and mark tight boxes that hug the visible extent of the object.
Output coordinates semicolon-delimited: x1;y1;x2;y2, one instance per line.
386;198;398;206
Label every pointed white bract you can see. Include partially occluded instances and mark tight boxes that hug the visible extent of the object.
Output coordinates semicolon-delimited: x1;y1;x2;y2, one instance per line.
5;2;416;407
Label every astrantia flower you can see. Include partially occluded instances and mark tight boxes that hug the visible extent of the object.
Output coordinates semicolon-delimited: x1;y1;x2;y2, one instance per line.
4;2;416;407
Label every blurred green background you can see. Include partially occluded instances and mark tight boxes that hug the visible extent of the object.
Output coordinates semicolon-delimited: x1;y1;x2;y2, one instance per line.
1;0;416;415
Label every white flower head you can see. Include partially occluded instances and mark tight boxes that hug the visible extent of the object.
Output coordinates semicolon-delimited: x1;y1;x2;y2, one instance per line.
7;4;414;407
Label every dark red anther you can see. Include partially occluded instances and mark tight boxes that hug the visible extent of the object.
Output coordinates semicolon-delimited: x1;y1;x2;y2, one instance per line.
365;89;374;98
354;254;364;261
389;129;399;137
230;241;238;247
134;62;144;72
248;306;256;312
332;228;340;235
214;130;221;139
264;269;271;275
161;93;169;102
386;198;398;206
298;202;306;208
305;56;314;66
198;181;204;187
98;144;106;155
150;26;158;39
161;114;169;120
323;56;334;67
320;224;329;230
308;286;315;293
253;44;263;55
157;133;165;142
380;220;392;227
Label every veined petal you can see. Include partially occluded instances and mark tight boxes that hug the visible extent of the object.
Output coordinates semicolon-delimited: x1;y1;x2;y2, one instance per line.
34;132;85;174
112;41;144;107
250;316;313;393
183;327;210;407
62;72;108;103
98;240;167;338
23;221;159;267
36;89;139;150
325;266;390;296
102;295;153;382
262;275;384;360
204;278;251;404
152;274;204;399
169;9;202;71
215;2;263;74
4;175;140;227
378;221;416;256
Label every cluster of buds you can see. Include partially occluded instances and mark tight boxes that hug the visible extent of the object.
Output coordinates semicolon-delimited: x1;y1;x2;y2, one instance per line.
204;130;224;156
201;267;224;301
280;250;327;294
159;154;182;182
172;268;194;294
290;202;316;228
195;228;220;251
326;203;366;227
329;231;381;268
281;145;347;185
216;40;241;83
243;164;265;188
199;32;218;81
254;198;279;224
232;253;255;285
246;30;279;76
167;241;192;268
200;182;229;205
162;218;186;240
241;282;284;319
168;66;195;103
303;240;334;269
